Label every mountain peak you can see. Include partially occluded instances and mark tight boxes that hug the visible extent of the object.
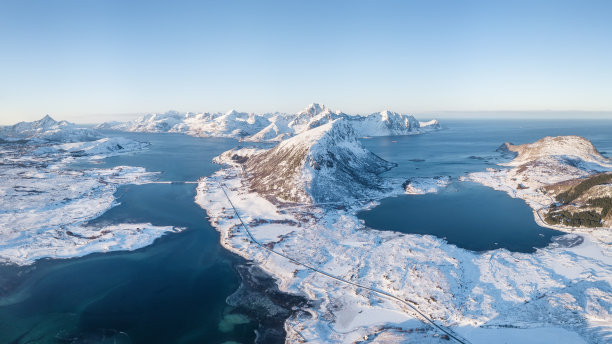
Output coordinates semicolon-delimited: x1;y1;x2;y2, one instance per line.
299;103;327;117
37;114;57;126
244;118;396;203
0;115;100;142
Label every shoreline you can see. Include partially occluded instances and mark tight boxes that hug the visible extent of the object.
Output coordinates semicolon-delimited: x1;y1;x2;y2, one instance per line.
196;161;609;343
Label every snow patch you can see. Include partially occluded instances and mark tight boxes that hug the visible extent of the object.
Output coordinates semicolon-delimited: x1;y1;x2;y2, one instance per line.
404;176;451;195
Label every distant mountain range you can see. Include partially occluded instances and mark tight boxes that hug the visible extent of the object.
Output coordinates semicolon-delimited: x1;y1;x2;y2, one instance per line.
0;115;99;143
96;103;440;141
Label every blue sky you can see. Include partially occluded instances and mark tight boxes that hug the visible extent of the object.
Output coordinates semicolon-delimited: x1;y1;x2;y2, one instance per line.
1;0;611;124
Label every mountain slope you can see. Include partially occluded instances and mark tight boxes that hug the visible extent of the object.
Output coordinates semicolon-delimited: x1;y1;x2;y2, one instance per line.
0;115;99;142
500;136;611;167
98;110;272;138
243;119;397;203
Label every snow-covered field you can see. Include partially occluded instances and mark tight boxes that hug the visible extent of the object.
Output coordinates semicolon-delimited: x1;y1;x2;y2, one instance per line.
0;117;180;265
196;132;612;343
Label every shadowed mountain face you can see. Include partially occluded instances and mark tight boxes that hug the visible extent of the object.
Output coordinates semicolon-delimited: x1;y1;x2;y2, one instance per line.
244;119;397;203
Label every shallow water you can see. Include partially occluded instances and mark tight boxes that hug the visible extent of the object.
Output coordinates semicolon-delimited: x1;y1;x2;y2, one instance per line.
358;119;612;252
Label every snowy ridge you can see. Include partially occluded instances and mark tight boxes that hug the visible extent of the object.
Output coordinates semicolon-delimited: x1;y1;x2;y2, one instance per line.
0;115;99;143
350;110;420;137
243;118;397;203
500;136;612;167
97;110;272;138
243;115;293;142
97;103;440;141
287;103;347;134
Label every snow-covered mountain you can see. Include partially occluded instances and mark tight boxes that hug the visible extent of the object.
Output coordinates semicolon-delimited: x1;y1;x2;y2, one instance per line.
1;115;150;159
0;115;100;142
243;118;397;203
287;103;346;133
242;115;293;142
101;111;186;133
350;110;420;137
97;104;439;142
97;110;273;138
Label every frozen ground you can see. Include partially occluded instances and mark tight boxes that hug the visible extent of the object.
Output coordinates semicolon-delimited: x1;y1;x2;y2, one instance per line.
0;119;180;265
196;134;611;343
403;176;451;195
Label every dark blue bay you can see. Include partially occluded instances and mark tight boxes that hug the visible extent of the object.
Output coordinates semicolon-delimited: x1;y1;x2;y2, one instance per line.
358;182;560;253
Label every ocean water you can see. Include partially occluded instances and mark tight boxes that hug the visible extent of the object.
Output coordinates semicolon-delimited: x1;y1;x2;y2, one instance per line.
2;120;612;342
0;133;262;343
361;119;612;180
358;119;612;252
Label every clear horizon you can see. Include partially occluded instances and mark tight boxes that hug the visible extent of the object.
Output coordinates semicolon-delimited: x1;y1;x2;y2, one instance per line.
4;108;611;126
1;0;611;124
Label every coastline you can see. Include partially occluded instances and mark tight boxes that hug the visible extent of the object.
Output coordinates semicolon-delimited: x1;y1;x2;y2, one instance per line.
196;160;609;343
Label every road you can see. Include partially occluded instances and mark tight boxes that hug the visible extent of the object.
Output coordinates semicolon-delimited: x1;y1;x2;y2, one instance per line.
219;184;471;344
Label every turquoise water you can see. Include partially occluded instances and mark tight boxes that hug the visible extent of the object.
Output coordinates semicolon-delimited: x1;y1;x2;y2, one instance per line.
0;133;263;343
358;119;612;252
